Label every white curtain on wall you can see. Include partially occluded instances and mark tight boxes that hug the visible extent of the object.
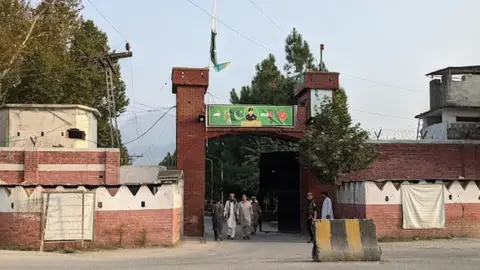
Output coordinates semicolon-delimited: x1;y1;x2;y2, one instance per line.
401;184;445;229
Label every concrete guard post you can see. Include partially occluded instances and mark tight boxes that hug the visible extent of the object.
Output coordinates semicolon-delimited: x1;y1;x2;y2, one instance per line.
312;219;382;262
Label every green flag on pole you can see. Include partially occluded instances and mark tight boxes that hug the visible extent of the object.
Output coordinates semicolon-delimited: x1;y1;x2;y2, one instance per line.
214;62;231;72
210;0;218;67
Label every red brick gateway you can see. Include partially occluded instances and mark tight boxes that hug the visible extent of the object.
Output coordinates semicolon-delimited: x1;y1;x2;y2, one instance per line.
172;67;480;239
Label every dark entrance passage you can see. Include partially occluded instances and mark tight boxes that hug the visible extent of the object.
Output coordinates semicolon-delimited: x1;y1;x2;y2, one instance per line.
259;151;300;233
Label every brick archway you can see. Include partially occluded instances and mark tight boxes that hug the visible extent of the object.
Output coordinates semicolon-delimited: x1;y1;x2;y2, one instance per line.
171;67;339;236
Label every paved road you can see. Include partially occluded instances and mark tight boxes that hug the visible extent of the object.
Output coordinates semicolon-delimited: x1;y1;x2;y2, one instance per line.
1;235;479;269
1;219;479;269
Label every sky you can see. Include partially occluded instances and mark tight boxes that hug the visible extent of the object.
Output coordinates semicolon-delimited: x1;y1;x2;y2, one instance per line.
81;0;480;165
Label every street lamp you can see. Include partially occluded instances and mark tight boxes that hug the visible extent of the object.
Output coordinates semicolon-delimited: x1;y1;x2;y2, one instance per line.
208;155;224;203
205;158;214;201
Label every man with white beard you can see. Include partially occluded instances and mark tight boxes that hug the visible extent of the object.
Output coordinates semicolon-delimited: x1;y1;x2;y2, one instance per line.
223;193;238;240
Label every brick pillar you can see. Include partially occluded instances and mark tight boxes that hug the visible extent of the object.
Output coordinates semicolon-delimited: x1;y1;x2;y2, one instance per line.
105;149;120;184
172;67;209;237
23;150;39;183
294;71;340;119
294;72;340;233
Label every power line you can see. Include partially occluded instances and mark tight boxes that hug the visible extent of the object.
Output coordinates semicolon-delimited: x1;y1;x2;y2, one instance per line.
341;74;427;95
185;0;427;99
186;0;267;49
123;106;176;145
86;0;128;42
243;1;427;96
351;108;415;121
127;59;141;144
248;0;287;35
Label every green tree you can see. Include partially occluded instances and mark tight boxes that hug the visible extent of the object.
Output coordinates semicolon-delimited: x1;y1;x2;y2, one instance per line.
0;0;82;98
159;151;176;168
298;89;378;184
0;1;130;164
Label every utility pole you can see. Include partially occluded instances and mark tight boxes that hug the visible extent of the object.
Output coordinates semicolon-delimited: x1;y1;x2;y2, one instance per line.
99;42;133;148
128;153;144;163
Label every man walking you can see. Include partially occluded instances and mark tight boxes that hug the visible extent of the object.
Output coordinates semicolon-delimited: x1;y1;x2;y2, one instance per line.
237;194;253;240
223;193;237;240
250;196;262;235
321;192;334;220
306;192;317;243
212;199;224;241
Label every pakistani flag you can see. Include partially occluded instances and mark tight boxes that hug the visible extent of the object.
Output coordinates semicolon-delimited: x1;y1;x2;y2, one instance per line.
210;0;218;67
214;61;230;72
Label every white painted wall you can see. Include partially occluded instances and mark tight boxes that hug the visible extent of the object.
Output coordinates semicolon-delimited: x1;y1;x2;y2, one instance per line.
0;183;183;213
422;109;480;140
423;123;447;140
2;106;98;148
310;89;333;117
120;165;167;184
73;109;97;148
336;181;366;204
337;180;480;205
442;108;480;123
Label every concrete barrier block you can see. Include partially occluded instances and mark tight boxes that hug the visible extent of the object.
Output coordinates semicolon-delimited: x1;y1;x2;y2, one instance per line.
312;219;382;262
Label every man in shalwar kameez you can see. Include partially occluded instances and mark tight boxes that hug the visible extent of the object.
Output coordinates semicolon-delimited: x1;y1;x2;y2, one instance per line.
212;199;224;241
223;193;238;240
250;196;262;235
237;194;253;240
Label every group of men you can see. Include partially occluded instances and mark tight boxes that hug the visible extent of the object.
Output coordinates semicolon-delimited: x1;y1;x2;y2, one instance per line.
211;193;262;241
210;191;334;243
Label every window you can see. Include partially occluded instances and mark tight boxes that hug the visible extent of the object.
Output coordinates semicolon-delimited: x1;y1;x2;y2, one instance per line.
41;132;44;136
456;116;480;122
67;128;86;140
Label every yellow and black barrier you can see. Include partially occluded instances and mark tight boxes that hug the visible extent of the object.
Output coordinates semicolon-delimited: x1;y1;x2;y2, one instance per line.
312;219;382;262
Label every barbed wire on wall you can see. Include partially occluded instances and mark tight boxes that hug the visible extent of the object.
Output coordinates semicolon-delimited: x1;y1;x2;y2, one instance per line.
365;128;447;140
364;127;480;141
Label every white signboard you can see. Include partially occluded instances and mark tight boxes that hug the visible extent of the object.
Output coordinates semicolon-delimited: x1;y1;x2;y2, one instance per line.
310;89;333;117
43;192;94;241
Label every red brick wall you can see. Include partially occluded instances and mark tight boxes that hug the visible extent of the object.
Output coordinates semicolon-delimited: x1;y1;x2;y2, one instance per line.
95;208;181;247
0;212;41;249
366;204;480;240
0;208;181;250
343;142;480;181
336;203;366;219
0;149;120;185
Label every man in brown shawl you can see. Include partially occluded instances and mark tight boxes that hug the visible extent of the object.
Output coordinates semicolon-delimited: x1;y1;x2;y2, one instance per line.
212;199;224;241
251;196;262;235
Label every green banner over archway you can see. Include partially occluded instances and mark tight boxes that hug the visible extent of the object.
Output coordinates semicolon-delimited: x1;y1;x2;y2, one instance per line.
207;105;295;128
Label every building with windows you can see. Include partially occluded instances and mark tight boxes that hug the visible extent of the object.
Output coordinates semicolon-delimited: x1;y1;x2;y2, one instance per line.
0;104;100;148
415;66;480;140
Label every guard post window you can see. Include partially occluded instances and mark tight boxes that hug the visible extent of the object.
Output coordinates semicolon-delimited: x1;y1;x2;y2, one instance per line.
67;128;86;140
